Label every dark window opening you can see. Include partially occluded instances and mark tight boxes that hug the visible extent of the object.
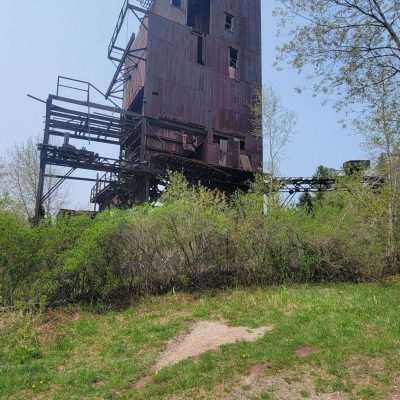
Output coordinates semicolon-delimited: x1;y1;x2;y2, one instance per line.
240;140;245;150
128;87;144;114
187;0;211;35
197;35;205;65
213;135;229;167
229;47;239;79
229;47;238;68
171;0;181;8
225;13;234;31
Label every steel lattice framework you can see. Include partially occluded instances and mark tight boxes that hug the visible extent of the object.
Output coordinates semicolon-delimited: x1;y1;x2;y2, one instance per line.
106;0;152;100
266;175;383;206
34;76;253;223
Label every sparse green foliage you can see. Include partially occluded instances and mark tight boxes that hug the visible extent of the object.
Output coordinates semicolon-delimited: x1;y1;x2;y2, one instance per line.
252;86;297;176
354;78;400;265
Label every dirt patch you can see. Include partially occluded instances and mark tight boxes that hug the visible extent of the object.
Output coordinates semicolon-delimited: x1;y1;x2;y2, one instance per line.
343;356;387;392
218;356;395;399
241;362;273;386
295;346;320;358
35;309;80;344
215;365;348;400
156;320;273;371
344;357;400;399
129;375;154;390
389;376;400;399
0;312;19;333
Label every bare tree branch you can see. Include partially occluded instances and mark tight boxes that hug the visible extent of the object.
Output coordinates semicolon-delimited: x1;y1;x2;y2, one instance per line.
276;0;400;109
3;137;67;219
252;86;297;177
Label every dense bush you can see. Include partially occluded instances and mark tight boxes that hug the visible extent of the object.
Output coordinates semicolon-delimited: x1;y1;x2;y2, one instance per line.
0;212;93;306
0;211;36;305
0;173;398;307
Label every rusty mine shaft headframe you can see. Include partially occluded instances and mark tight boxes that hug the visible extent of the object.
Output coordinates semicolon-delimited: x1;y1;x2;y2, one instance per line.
33;0;265;223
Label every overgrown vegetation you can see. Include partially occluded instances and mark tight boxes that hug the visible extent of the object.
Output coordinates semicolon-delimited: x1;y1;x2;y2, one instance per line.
1;172;398;308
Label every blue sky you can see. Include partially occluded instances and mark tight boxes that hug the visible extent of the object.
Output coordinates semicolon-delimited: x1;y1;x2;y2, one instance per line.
0;1;366;207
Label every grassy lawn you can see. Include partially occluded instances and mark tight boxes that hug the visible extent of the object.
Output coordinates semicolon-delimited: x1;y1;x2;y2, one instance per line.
1;279;400;399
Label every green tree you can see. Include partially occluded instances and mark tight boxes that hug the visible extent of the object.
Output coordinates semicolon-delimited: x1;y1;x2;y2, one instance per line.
297;165;338;212
276;0;400;109
354;78;400;261
297;191;314;214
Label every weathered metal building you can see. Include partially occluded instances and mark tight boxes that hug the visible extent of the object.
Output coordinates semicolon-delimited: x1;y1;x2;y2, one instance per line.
122;0;262;167
34;0;262;219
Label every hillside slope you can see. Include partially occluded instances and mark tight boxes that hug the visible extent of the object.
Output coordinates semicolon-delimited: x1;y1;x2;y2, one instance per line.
1;280;400;399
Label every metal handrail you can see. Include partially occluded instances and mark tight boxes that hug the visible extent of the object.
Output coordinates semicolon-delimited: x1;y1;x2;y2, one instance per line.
91;171;119;202
108;0;153;61
109;0;130;59
57;76;121;109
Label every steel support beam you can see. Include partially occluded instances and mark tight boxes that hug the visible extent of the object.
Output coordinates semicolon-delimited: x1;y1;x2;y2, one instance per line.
45;174;114;184
34;99;51;224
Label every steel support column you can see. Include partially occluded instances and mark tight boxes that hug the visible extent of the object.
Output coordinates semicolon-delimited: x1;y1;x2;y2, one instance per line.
34;98;51;224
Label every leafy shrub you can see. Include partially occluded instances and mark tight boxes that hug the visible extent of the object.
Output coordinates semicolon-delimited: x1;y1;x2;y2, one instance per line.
0;211;37;305
0;212;93;307
51;210;129;303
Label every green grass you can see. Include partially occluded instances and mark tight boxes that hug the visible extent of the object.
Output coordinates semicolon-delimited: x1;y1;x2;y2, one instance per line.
1;279;400;399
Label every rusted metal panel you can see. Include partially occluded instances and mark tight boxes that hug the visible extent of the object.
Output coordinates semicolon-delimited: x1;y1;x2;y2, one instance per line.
123;0;262;171
123;23;148;110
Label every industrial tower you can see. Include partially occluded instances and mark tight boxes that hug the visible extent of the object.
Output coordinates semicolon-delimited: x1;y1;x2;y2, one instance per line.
34;0;262;220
